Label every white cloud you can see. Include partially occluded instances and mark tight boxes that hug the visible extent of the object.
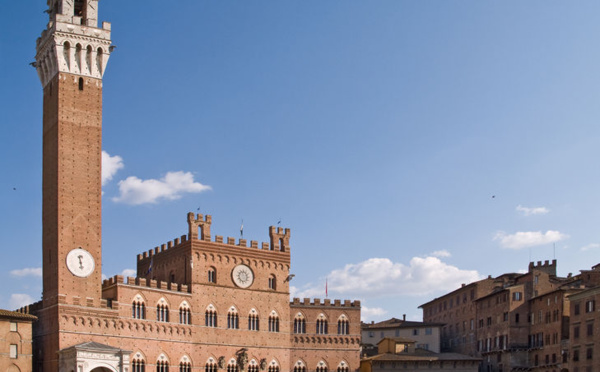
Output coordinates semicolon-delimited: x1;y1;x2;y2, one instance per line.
494;230;569;250
293;256;481;300
102;151;124;186
361;306;388;322
516;205;549;216
112;171;211;205
581;243;600;252
10;268;42;278
121;269;136;277
431;250;451;258
9;294;35;309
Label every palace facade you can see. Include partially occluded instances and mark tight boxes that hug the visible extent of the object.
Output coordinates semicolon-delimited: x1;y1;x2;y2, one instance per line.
20;1;361;371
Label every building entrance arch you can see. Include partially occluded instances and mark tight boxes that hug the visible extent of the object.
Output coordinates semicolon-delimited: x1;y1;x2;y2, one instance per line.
58;342;131;372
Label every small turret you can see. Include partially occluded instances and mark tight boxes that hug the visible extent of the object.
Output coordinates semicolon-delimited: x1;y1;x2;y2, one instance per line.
269;226;291;252
188;213;212;241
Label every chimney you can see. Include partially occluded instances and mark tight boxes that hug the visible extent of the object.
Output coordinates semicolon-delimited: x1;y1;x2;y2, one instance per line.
403;314;406;321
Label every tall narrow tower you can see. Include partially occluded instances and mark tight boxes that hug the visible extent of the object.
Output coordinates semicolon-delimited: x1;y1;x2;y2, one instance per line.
35;0;111;307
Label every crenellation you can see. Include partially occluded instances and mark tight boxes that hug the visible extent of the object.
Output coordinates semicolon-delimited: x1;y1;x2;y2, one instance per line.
290;298;361;308
215;235;223;243
269;226;291;252
239;239;247;247
188;212;212;241
262;242;269;250
227;237;235;245
251;240;258;248
101;275;190;294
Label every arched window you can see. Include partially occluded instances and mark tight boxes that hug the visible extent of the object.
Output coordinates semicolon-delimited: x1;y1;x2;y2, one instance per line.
96;47;103;75
279;238;285;251
268;310;280;332
205;358;218;372
316;314;328;334
157;299;169;322
248;360;259;372
336;362;349;372
316;361;328;372
132;354;146;372
248;308;259;331
63;41;71;70
227;307;239;329
208;267;217;283
156;360;169;372
268;360;280;372
337;315;349;335
268;275;276;290
227;359;239;372
132;296;146;319
294;313;306;334
205;305;217;327
293;361;307;372
75;44;82;72
179;302;191;325
179;362;191;372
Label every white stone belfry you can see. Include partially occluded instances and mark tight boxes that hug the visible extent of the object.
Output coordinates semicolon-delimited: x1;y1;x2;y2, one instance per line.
35;0;112;87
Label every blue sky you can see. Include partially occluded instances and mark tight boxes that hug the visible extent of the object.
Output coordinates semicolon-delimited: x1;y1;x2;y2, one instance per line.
2;1;600;321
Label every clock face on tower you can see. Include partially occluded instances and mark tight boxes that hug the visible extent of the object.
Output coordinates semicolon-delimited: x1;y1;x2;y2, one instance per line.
66;247;95;278
232;264;254;288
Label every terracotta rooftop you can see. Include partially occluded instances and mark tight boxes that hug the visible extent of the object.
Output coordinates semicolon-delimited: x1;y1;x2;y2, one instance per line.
0;309;37;322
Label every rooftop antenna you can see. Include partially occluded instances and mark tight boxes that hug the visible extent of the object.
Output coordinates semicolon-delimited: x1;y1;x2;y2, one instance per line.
553;243;556;260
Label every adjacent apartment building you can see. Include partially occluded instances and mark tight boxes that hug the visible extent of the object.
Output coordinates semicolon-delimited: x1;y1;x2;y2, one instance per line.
420;259;600;371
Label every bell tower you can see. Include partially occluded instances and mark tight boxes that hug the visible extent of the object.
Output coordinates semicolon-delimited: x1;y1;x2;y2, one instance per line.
35;0;111;306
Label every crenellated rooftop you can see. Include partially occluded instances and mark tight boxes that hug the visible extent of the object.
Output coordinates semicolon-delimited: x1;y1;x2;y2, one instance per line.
290;298;361;308
137;213;292;262
102;275;191;294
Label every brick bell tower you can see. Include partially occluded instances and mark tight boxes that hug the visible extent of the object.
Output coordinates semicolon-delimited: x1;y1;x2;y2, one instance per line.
35;0;111;306
33;1;112;370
